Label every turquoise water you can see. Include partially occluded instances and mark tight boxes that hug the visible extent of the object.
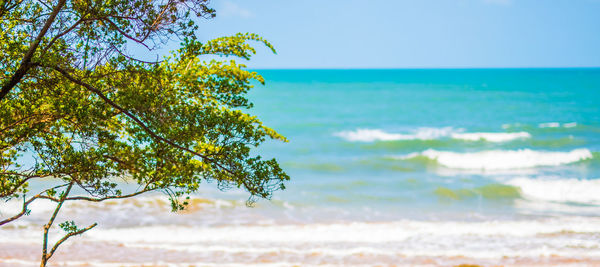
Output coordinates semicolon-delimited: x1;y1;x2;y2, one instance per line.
248;68;600;220
3;68;600;266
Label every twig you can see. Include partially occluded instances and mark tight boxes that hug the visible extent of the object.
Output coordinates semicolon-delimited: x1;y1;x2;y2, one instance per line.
40;18;87;56
46;223;97;260
0;0;66;101
0;195;36;226
38;187;156;203
40;182;73;266
0;183;69;226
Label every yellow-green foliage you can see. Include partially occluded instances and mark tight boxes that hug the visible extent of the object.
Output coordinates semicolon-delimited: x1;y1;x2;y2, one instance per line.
0;0;289;210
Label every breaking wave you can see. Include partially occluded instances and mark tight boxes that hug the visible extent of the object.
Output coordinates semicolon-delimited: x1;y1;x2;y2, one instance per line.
333;128;455;142
507;177;600;205
398;148;593;170
450;132;531;142
539;122;578;128
335;128;531;143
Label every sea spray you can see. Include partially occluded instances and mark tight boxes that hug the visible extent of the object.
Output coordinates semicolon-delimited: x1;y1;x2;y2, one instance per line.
398;148;593;170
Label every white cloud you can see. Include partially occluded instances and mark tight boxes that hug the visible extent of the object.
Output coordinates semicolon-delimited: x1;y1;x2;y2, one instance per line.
220;1;254;18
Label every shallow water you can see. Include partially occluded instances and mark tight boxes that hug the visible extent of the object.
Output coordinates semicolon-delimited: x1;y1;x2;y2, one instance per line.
2;69;600;266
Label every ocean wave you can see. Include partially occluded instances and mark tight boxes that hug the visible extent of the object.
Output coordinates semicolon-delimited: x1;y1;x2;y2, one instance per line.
503;122;584;131
450;132;531;142
507;177;600;205
539;122;578;128
0;195;252;228
399;148;593;170
539;122;561;128
335;128;531;143
333;127;455;142
4;217;600;266
72;218;600;243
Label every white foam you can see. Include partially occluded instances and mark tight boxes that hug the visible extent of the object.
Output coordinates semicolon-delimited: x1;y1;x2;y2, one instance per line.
401;148;593;170
451;131;531;142
335;128;532;143
508;177;600;205
539;122;561;128
4;218;600;265
334;127;456;142
539;122;579;128
83;218;600;244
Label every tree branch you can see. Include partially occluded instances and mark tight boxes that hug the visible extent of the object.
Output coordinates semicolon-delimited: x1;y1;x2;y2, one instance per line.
0;195;37;226
0;0;66;101
46;222;97;261
0;173;47;199
101;17;152;50
40;18;87;56
38;187;156;203
0;0;23;18
0;183;68;226
49;65;237;176
41;181;73;267
109;43;162;64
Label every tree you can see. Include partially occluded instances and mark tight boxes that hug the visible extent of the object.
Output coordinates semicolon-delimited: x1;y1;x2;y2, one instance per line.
0;1;289;266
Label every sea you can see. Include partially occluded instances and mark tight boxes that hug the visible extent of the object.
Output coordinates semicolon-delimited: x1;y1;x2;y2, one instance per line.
1;69;600;266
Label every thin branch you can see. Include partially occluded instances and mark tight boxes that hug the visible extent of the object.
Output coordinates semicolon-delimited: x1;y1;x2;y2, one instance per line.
0;174;48;199
38;187;156;203
41;182;73;266
101;18;152;50
142;0;175;41
109;44;163;65
46;223;97;260
0;183;68;226
0;195;36;226
49;65;236;176
0;0;67;101
0;0;24;18
34;0;51;10
40;18;87;55
0;112;61;133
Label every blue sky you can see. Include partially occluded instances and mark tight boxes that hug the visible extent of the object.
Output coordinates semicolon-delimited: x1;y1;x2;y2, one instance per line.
193;0;600;69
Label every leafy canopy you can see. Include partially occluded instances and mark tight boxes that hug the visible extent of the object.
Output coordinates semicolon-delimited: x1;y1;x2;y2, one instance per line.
0;0;289;223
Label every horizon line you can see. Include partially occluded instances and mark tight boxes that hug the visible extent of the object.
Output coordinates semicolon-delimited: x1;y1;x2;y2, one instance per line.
250;66;600;71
